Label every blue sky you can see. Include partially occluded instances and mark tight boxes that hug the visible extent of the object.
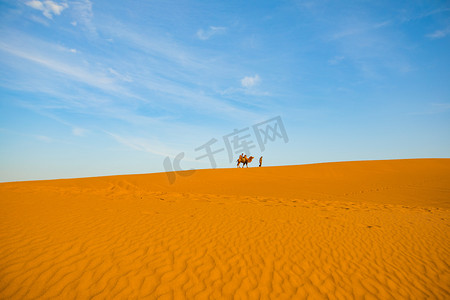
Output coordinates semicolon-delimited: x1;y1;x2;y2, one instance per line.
1;0;449;181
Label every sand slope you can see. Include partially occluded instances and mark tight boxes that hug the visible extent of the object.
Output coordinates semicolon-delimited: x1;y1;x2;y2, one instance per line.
0;159;449;299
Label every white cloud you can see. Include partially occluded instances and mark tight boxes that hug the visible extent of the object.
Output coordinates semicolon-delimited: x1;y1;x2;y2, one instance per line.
0;30;257;124
72;127;86;136
196;26;226;40
44;0;66;15
26;0;44;11
241;74;260;88
35;135;53;142
328;56;345;65
373;21;391;29
0;37;119;93
106;132;178;157
400;7;450;23
108;68;133;82
26;0;68;19
330;21;392;41
93;24;259;120
28;14;50;26
327;17;413;77
427;27;450;39
221;87;269;97
70;0;95;34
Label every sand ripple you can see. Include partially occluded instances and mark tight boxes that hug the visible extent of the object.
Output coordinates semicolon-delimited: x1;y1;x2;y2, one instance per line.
1;159;449;299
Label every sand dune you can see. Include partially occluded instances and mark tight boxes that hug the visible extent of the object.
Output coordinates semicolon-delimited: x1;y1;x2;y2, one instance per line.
0;159;449;299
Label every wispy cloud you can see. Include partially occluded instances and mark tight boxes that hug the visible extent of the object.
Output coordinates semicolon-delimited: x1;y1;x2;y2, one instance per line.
0;45;254;135
35;135;53;142
0;43;116;91
326;16;412;78
217;74;271;109
72;127;87;136
221;87;269;98
1;128;53;143
108;68;132;82
14;102;92;138
373;21;391;29
328;55;345;65
427;27;450;39
0;13;266;151
0;32;127;94
330;20;392;41
69;0;96;34
409;102;450;115
196;26;226;40
106;132;179;157
26;0;68;19
241;74;260;88
28;14;51;26
399;7;450;23
94;21;262;119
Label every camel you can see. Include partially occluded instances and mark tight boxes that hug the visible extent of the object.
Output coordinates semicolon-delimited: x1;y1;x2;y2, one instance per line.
237;156;254;168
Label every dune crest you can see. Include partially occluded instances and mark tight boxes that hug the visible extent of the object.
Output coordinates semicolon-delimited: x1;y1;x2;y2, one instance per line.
1;159;449;299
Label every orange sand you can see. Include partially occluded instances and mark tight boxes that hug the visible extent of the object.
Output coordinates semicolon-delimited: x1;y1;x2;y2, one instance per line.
0;159;449;299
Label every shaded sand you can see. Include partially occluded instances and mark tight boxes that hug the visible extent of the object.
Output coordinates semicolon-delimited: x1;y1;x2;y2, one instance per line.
0;159;449;299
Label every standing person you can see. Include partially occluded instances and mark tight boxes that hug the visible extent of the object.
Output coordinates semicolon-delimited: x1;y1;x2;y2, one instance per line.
259;156;263;167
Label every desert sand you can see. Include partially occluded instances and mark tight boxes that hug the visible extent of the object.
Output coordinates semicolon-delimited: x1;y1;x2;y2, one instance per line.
0;158;449;299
